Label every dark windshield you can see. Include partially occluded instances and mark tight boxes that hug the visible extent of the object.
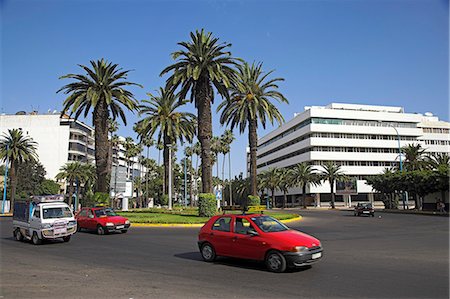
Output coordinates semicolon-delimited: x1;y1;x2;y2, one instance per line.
250;216;288;233
43;207;73;219
94;209;117;217
358;203;372;208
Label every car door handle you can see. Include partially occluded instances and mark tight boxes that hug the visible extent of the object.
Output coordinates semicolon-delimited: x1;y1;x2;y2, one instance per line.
209;232;214;236
232;236;237;242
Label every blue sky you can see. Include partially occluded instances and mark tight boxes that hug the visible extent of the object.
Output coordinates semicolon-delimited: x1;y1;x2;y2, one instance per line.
1;0;448;177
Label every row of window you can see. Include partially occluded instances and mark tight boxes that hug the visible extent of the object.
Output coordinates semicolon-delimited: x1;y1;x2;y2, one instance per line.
311;160;399;167
257;132;418;159
422;128;450;134
258;145;403;168
258;117;418;149
424;140;450;145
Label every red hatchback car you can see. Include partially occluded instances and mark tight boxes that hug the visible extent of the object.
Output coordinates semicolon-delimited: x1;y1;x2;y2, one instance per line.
76;207;130;235
198;214;323;272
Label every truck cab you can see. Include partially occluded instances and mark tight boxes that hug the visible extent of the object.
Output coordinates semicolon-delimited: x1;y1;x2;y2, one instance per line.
13;195;77;245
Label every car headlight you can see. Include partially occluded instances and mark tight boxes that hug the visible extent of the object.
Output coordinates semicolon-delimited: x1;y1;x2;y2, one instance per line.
106;222;114;226
125;220;130;225
43;223;52;229
291;246;309;252
68;220;77;226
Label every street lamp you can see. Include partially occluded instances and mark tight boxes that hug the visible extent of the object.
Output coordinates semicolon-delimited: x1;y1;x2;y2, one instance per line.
167;144;173;210
381;121;406;209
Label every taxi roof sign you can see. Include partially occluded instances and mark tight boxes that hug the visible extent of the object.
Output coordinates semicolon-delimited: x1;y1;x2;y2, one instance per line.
31;195;65;203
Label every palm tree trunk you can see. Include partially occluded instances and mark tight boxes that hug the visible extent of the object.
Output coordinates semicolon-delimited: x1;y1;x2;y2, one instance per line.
145;146;150;207
189;161;194;208
93;101;110;193
248;119;258;196
283;191;287;209
271;188;275;208
229;152;233;206
330;179;335;209
163;134;170;195
68;179;74;207
9;163;17;211
196;78;213;194
302;184;307;208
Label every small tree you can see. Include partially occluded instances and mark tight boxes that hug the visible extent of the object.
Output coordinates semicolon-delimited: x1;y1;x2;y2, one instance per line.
198;193;217;217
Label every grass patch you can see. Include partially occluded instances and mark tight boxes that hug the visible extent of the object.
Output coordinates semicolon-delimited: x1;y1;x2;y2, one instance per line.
117;208;299;224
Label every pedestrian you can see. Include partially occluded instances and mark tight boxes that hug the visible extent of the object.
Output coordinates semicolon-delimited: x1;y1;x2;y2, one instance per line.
438;201;446;213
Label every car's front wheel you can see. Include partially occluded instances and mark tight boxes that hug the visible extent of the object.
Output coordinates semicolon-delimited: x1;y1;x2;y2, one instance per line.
97;225;105;235
121;229;128;234
200;243;216;262
63;236;71;242
265;250;287;273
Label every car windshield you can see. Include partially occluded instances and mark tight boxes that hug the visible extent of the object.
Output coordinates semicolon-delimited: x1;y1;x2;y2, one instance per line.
359;203;372;208
250;216;288;233
43;207;73;219
94;209;117;217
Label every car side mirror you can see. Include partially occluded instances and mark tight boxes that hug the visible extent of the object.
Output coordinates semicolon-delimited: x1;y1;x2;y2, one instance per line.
247;229;259;237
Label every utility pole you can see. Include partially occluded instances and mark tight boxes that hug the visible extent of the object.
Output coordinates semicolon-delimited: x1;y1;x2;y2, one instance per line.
184;155;187;207
2;144;9;214
168;144;173;210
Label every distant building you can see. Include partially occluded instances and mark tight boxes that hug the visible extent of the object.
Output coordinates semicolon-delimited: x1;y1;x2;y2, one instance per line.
256;103;450;206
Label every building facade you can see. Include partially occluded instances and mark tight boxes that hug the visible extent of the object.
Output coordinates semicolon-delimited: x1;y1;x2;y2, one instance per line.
257;103;450;206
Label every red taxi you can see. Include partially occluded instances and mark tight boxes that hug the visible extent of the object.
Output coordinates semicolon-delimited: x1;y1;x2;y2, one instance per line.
198;213;323;272
76;207;130;235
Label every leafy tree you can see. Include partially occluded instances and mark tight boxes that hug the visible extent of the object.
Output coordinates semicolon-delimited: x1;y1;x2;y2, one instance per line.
218;61;288;196
161;29;240;194
402;144;426;171
0;129;38;208
122;137;142;180
56;162;95;207
16;159;46;197
135;87;196;195
58;59;142;193
259;168;281;208
277;168;292;209
289;163;320;208
38;179;61;195
221;130;235;205
319;161;347;209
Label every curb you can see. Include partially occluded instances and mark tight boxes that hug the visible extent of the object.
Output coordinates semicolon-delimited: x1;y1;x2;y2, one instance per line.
131;215;303;228
0;214;12;217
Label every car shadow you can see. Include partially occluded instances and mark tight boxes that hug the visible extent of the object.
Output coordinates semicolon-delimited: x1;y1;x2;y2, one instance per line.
174;252;312;273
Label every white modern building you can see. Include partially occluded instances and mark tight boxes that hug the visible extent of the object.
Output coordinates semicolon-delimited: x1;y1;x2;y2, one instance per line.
0;112;95;180
257;103;450;206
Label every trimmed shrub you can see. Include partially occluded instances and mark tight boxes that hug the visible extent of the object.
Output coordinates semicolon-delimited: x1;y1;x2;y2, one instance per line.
198;193;217;217
247;195;261;207
93;192;110;206
160;194;169;206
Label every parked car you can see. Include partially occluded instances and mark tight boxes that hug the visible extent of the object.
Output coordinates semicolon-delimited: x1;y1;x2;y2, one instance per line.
354;202;375;217
75;207;130;234
198;214;323;273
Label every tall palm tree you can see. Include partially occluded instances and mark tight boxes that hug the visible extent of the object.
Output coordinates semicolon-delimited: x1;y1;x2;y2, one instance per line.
319;161;346;209
221;130;234;205
218;61;288;196
210;136;222;178
161;29;240;194
122;138;142;181
58;59;142;193
402;144;426;171
0;129;38;209
107;118;119;184
140;136;155;204
135;87;196;195
277;168;292;209
56;162;89;207
184;145;195;207
290;163;320;208
259;168;281;208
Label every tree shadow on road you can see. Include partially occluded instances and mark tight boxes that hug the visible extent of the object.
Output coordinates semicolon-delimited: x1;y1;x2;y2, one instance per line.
174;252;312;273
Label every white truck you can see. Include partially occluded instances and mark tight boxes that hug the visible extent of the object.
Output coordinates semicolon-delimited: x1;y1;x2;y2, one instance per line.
13;195;77;245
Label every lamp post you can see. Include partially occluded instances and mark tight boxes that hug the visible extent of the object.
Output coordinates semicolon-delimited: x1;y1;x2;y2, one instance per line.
167;144;173;210
384;122;406;209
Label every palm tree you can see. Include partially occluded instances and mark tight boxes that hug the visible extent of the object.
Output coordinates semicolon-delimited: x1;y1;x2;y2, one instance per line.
319;161;347;209
290;163;320;208
135;87;196;195
259;168;281;208
184;145;195;207
58;59;142;193
107;118;119;184
140;136;155;205
221;130;234;205
218;61;288;196
56;162;89;207
277;168;292;209
161;29;240;194
0;129;38;209
402;144;426;171
210;136;222;178
122;138;142;181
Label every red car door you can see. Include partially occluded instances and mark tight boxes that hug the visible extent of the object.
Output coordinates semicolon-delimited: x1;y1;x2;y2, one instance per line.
86;209;97;230
76;209;87;228
208;216;234;256
231;216;267;260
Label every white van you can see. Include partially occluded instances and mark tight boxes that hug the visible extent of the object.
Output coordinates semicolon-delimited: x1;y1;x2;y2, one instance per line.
13;195;77;245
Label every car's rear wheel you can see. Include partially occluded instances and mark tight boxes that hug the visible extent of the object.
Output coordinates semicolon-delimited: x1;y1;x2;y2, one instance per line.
32;232;42;245
63;236;71;242
200;243;216;262
97;225;105;235
265;250;287;273
14;229;23;241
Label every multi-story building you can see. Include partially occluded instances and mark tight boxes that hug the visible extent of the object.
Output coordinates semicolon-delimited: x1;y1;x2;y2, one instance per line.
257;103;450;206
0;112;95;179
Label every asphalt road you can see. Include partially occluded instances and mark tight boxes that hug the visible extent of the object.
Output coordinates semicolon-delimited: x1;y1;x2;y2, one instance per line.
1;210;448;299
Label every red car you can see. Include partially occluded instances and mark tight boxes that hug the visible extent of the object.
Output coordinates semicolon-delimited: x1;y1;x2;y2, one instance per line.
198;214;323;272
75;207;130;235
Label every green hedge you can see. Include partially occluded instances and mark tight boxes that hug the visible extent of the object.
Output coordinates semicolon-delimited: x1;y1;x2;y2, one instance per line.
247;195;260;207
198;193;217;217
